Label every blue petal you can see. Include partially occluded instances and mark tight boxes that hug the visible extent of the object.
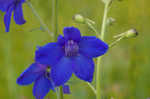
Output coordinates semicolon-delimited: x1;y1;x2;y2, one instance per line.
63;27;81;42
72;54;94;82
63;85;71;94
0;0;14;4
0;0;13;11
20;0;26;3
51;57;73;86
79;36;109;58
14;2;26;25
4;5;14;32
57;35;65;46
33;75;53;99
0;8;5;12
17;63;46;85
0;4;6;12
35;43;64;66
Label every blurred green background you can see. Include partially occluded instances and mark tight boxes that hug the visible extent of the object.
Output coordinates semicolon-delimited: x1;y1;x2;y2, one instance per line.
0;0;150;99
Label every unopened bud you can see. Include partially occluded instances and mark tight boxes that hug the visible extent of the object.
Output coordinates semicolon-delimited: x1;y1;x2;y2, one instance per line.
107;17;115;26
73;14;85;24
124;29;138;38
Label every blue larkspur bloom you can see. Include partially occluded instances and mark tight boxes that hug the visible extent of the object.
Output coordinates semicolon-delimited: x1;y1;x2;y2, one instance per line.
0;0;26;32
17;63;71;99
35;26;109;86
17;63;55;99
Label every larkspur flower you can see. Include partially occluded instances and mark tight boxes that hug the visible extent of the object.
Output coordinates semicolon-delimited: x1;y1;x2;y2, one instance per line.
0;0;26;32
35;26;109;86
17;63;70;99
17;63;55;99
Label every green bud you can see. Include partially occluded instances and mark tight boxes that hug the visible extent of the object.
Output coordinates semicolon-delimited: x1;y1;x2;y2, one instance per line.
107;17;115;26
124;29;138;38
73;14;85;24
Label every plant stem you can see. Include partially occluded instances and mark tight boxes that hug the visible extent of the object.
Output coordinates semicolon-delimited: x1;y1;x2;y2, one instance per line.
53;0;59;40
99;3;109;40
109;36;125;48
87;82;97;95
26;1;53;37
52;0;63;99
85;21;99;37
96;3;109;99
57;86;64;99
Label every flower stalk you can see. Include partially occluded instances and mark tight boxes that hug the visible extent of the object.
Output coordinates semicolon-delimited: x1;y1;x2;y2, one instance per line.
52;0;64;99
73;14;99;36
96;2;109;99
109;36;124;48
87;82;97;95
110;29;138;48
85;20;99;36
53;0;59;40
59;86;64;99
26;1;53;37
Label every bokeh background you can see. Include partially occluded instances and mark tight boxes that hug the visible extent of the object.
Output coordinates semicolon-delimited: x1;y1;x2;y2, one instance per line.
0;0;150;99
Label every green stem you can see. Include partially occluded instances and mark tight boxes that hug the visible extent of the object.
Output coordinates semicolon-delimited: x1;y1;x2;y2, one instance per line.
109;36;124;48
87;82;97;95
99;3;109;40
85;21;99;37
57;86;64;99
26;1;53;37
52;0;63;99
53;0;59;40
96;3;109;99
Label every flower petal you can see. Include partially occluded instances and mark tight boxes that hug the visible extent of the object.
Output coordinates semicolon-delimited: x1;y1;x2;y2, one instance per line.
14;3;26;25
0;4;6;12
63;27;81;42
17;63;46;85
79;36;109;58
0;0;13;12
35;43;64;66
21;0;26;3
4;5;14;32
72;54;94;82
51;57;73;86
57;35;65;46
33;75;53;99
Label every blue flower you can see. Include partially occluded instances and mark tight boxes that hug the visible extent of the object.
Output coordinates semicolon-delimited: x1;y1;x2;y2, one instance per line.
0;0;26;32
17;63;55;99
35;26;109;86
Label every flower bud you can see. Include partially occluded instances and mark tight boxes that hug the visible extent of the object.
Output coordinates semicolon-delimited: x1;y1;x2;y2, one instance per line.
107;17;115;26
124;29;138;38
73;14;85;24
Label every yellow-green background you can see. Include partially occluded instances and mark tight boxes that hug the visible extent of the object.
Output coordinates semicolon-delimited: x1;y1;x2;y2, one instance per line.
0;0;150;99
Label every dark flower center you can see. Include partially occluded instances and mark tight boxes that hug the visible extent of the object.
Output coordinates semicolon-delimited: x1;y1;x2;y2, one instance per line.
65;40;79;57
